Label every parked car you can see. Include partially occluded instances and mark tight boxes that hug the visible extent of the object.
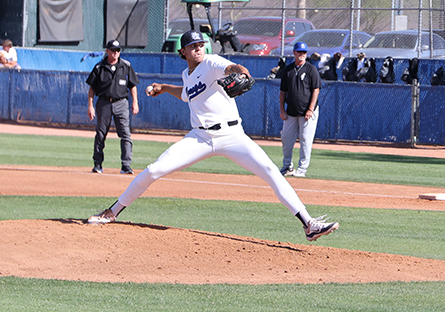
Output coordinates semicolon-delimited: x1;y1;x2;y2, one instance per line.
270;29;371;57
352;30;445;59
425;29;445;41
232;16;315;55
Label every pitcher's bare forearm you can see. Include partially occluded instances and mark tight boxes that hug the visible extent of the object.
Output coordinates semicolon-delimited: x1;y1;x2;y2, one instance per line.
225;64;250;76
146;83;183;100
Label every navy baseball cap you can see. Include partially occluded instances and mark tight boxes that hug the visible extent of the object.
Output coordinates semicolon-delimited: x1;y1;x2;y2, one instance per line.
180;30;208;48
293;41;308;52
106;40;121;50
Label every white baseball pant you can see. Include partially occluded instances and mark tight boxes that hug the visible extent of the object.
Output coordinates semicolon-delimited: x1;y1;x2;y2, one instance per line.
118;124;306;215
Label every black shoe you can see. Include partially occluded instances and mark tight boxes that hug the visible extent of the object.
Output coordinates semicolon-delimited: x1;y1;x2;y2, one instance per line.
279;162;295;176
120;166;134;174
92;163;103;174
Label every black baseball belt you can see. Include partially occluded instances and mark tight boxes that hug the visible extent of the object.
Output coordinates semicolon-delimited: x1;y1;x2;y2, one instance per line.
99;97;127;103
198;120;238;131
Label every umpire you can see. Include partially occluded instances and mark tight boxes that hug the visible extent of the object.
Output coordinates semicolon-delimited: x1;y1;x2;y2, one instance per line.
86;39;140;174
279;41;321;178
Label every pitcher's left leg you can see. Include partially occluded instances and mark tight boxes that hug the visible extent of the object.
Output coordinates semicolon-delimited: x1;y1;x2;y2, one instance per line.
218;129;305;216
216;129;338;241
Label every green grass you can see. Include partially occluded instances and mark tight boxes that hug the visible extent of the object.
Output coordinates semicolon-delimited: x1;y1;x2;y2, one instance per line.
1;277;444;312
1;131;445;311
306;148;445;187
1;133;445;187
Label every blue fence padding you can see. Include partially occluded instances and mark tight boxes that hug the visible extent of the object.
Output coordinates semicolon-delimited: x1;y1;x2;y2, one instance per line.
68;72;96;125
10;70;70;123
226;55;280;78
418;59;445;86
0;69;10;119
318;82;412;142
135;75;191;130
16;48;102;72
418;85;445;144
120;53;189;76
1;68;444;145
232;79;277;137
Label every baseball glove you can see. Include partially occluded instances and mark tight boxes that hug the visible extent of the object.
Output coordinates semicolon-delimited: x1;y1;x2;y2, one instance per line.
217;73;255;98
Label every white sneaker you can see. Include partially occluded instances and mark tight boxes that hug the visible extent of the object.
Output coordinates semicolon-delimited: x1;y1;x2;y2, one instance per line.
292;168;306;177
304;215;339;241
88;208;116;225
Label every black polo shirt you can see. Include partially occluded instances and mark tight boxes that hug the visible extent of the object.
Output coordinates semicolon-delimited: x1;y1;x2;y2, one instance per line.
280;61;321;117
86;57;140;99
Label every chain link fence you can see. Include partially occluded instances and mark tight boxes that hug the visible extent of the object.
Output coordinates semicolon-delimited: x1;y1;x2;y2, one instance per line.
4;0;443;58
165;0;445;58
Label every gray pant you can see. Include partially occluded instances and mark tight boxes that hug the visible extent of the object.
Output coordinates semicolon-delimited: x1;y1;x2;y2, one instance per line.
93;98;132;168
281;106;319;173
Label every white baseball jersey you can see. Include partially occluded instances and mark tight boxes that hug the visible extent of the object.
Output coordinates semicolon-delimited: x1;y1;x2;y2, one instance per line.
181;54;240;129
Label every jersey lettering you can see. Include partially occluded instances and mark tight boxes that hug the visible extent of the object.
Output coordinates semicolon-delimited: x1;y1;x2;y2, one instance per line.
187;81;206;100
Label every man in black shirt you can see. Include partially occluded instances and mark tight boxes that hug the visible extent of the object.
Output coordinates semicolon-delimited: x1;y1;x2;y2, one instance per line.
86;40;140;174
279;41;321;178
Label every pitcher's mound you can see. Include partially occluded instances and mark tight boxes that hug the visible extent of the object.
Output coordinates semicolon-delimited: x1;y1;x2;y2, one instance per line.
1;219;445;284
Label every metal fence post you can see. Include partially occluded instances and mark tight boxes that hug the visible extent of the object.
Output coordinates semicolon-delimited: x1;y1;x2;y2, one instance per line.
280;0;286;57
349;0;354;57
417;0;423;59
410;79;420;146
8;70;13;120
67;74;72;125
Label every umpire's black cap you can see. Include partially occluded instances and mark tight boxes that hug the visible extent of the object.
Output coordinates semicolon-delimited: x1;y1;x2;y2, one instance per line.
106;39;121;50
180;30;208;48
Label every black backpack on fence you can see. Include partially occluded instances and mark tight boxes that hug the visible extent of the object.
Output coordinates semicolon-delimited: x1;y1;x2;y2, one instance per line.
342;58;359;82
431;67;445;85
357;58;377;83
319;56;338;81
267;57;286;79
379;56;395;83
401;58;419;84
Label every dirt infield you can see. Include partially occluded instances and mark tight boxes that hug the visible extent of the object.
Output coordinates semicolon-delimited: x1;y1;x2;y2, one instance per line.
1;123;445;284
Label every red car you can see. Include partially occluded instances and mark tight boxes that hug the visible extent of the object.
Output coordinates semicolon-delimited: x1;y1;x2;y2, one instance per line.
232;16;315;55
